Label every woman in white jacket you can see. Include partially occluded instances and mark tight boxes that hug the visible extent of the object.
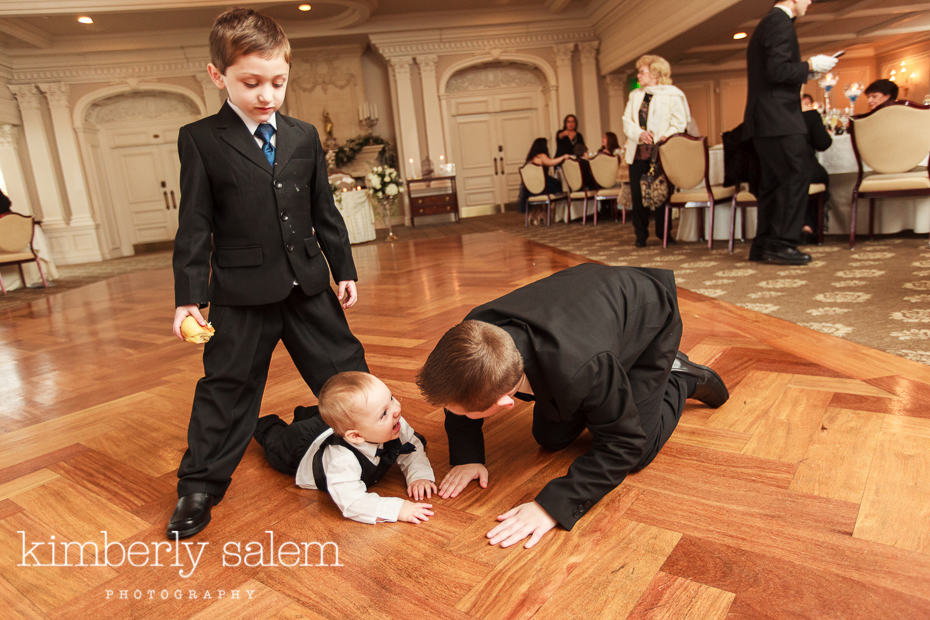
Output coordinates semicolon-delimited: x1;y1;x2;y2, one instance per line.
622;54;691;246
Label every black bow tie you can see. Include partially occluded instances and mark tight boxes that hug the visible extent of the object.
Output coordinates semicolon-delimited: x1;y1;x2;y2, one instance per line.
376;439;415;459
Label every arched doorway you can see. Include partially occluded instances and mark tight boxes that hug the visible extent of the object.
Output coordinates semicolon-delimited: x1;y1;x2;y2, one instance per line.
442;61;554;215
77;88;202;257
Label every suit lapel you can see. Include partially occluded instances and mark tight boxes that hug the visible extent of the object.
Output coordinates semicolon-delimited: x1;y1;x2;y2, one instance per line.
273;114;299;173
214;101;273;174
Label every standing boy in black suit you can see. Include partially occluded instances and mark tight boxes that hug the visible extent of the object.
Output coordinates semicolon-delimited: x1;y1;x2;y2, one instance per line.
168;8;367;538
743;0;837;265
416;264;729;549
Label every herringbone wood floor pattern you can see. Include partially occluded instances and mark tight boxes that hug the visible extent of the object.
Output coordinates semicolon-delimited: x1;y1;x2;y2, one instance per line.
1;231;929;618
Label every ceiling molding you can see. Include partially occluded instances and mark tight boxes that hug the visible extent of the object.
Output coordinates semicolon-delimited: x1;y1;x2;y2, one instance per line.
11;58;204;84
0;18;50;48
0;0;280;15
370;24;596;59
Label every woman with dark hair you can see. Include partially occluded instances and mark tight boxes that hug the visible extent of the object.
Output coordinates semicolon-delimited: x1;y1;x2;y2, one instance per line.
519;137;570;222
596;131;622;157
555;114;587;157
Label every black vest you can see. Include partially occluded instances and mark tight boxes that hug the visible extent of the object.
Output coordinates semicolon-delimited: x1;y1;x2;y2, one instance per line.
311;432;426;492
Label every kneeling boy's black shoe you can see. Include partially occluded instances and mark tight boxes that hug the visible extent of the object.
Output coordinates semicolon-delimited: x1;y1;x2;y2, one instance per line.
166;493;215;539
671;352;729;408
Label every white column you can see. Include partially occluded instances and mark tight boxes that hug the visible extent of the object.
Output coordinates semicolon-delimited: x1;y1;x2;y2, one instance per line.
195;72;223;114
553;43;576;121
0;124;34;216
39;82;103;262
578;41;602;147
9;84;66;228
605;73;627;138
389;56;422;181
416;54;446;171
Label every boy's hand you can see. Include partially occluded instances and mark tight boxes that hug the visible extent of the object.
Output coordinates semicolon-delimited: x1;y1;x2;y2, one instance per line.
407;479;437;501
337;280;358;309
398;501;433;524
487;501;557;549
438;463;488;499
173;305;206;340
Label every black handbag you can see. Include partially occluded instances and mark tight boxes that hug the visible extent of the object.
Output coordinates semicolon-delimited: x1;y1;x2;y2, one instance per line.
640;149;670;210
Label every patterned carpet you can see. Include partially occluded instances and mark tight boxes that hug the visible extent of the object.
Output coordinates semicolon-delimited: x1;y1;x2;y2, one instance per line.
4;212;929;366
514;216;930;366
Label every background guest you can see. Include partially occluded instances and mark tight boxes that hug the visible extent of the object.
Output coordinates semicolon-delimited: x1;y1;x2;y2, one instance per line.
622;54;691;247
596;131;623;157
519;138;569;223
801;93;832;242
864;79;899;111
555;114;586;157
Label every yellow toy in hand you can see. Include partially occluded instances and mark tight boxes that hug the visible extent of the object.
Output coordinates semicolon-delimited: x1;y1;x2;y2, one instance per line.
180;316;215;344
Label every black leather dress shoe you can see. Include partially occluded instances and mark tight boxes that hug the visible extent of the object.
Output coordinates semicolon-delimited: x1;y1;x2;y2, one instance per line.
166;493;215;539
761;246;811;265
671;352;729;408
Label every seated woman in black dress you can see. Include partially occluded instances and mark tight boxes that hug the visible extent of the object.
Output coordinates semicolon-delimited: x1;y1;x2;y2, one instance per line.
519;137;570;223
555;114;586;157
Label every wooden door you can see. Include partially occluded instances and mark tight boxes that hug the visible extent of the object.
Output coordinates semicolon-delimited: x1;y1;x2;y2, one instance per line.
451;114;498;213
110;141;180;245
495;110;538;206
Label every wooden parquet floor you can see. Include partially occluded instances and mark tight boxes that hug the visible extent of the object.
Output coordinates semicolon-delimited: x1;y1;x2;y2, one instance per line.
1;231;930;618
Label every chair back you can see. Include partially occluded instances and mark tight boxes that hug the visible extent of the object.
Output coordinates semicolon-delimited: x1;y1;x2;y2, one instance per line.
850;101;930;174
588;153;620;188
519;163;547;194
562;158;585;191
659;133;708;190
0;213;34;253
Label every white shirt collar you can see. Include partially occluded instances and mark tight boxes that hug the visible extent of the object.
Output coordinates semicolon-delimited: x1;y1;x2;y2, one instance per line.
776;4;794;18
353;440;381;460
226;99;276;136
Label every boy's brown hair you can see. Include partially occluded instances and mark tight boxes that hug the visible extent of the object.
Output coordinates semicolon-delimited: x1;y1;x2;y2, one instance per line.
209;8;291;74
319;371;378;436
417;320;524;411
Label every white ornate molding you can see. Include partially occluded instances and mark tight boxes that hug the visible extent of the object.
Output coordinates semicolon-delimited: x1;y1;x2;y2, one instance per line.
0;123;17;147
12;59;206;85
72;82;206;129
417;54;438;70
389;56;414;80
438;52;558;95
39;82;69;108
578;40;600;62
605;73;625;93
446;64;545;94
372;29;595;60
9;83;42;110
553;43;575;66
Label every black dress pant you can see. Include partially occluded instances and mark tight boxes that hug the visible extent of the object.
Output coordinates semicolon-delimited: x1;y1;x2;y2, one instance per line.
177;286;367;499
751;134;811;252
629;158;671;242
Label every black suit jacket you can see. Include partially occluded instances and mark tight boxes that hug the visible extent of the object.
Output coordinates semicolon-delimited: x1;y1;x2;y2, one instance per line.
743;7;810;138
803;109;832;185
173;102;356;307
444;264;682;529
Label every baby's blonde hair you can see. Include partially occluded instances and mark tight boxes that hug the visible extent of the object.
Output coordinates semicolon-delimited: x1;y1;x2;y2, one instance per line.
318;371;379;436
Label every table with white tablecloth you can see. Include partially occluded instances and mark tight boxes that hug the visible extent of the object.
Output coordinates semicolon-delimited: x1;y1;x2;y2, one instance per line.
334;189;376;244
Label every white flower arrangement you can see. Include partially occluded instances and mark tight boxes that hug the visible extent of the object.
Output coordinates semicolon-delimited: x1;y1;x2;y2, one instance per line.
366;165;403;202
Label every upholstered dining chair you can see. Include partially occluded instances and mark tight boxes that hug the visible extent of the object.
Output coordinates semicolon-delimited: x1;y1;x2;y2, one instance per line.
0;213;48;294
519;163;566;227
728;183;828;253
562;157;597;224
657;133;735;249
588;153;625;223
848;100;930;248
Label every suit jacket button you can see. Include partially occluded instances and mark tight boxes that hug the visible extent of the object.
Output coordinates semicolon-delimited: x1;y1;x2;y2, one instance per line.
280;210;289;221
286;243;294;252
275;182;283;189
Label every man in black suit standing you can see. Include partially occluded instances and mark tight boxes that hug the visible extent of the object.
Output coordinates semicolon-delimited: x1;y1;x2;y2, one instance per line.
743;0;837;265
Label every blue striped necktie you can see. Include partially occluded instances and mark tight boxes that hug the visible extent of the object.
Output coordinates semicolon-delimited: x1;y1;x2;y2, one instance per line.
255;123;275;165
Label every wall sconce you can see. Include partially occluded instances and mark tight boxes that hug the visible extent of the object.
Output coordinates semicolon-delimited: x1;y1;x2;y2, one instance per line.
358;102;379;133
